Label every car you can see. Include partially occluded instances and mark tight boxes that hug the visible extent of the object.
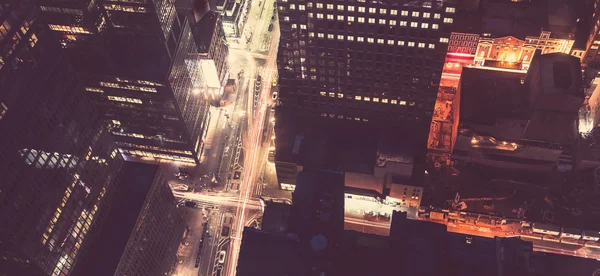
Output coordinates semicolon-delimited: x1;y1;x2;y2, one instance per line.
268;23;274;32
272;91;278;100
270;105;275;112
218;251;226;264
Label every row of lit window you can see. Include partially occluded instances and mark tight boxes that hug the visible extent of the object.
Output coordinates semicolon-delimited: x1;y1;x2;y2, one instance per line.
112;131;186;144
320;112;369;122
100;82;158;93
107;96;143;104
301;14;451;27
86;87;104;93
115;77;164;87
319;91;416;106
115;141;193;155
40;6;84;15
103;4;147;13
48;24;92;34
308;32;441;48
119;148;196;163
283;1;456;15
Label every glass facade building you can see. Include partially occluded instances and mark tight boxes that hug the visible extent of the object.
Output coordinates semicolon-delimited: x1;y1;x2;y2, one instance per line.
0;3;123;276
72;162;186;276
36;0;211;164
276;0;456;126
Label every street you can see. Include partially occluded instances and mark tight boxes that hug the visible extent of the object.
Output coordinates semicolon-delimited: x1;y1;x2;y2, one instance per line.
169;0;281;274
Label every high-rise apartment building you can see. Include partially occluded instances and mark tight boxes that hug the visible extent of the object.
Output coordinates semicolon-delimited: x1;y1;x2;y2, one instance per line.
0;3;123;275
276;0;457;126
36;0;211;164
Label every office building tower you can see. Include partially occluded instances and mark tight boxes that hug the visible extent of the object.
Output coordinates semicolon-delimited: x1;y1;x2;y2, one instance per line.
0;3;123;275
73;162;187;276
193;10;230;101
36;0;211;164
276;0;457;126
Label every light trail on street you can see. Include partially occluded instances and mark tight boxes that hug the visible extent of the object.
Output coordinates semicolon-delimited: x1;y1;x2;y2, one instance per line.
172;192;261;209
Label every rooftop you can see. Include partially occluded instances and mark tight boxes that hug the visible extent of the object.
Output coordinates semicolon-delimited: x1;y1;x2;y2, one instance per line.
459;66;529;126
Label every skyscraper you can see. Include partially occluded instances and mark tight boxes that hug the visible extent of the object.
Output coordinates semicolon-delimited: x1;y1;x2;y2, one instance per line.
0;3;123;275
276;0;457;126
36;0;211;164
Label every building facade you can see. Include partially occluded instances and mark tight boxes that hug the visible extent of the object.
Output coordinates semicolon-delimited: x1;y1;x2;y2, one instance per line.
276;0;457;126
193;10;230;101
36;0;211;164
73;162;186;276
0;3;123;275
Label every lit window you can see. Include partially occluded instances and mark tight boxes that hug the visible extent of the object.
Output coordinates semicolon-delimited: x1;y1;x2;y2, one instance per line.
107;96;143;104
410;22;418;28
329;92;335;97
373;98;379;102
382;99;389;103
337;15;344;20
337;5;344;10
291;24;297;29
446;7;456;13
377;38;384;44
355;96;362;100
311;76;317;80
368;18;375;24
307;3;313;8
380;8;387;14
308;13;313;18
327;4;334;10
317;13;324;19
299;4;305;10
397;40;405;46
309;32;315;37
367;38;374;43
86;87;104;93
444;18;453;23
423;12;430;18
357;37;364;42
338;93;344;98
389;20;396;25
391;99;398;104
337;35;344;40
327;34;334;39
327;14;334;20
418;42;425;48
421;23;429;28
364;97;371;101
358;17;365;23
387;39;394;45
369;7;376;13
318;33;324;38
401;10;408;16
358;7;365;13
316;3;323;9
412;11;419;17
408;41;415;47
400;101;407;105
440;37;449;43
348;36;354;41
391;9;397;15
434;13;441;19
348;6;355;12
400;21;407;26
289;4;295;9
348;16;355;22
300;24;307;29
428;44;435;49
432;24;439;29
284;16;290;21
320;91;326;96
379;19;386;24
